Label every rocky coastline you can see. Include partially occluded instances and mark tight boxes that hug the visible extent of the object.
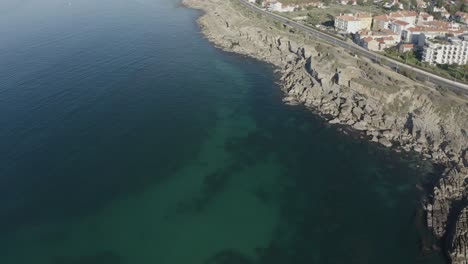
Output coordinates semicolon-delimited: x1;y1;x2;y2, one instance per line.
183;0;468;262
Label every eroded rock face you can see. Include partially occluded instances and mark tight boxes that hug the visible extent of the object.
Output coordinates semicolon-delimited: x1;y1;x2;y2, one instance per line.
427;168;468;239
184;0;468;262
449;204;468;264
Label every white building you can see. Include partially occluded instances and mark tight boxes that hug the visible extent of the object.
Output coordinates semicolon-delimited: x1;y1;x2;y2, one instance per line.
417;12;433;24
422;38;468;65
335;15;362;33
390;11;418;25
267;1;295;12
372;11;417;31
389;20;411;35
334;13;372;33
401;23;466;44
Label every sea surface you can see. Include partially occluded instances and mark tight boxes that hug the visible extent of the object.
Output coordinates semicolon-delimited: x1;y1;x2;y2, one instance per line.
0;0;446;263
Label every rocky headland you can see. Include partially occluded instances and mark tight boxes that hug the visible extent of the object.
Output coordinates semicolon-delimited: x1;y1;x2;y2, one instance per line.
183;0;468;262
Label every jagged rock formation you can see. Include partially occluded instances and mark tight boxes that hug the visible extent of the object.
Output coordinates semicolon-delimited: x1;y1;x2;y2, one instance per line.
183;0;468;262
428;168;468;238
449;203;468;264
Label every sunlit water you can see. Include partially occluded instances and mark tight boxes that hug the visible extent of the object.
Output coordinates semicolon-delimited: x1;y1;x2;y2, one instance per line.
0;0;445;263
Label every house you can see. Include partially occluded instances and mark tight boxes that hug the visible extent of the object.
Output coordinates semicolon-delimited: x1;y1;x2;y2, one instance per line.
417;12;434;24
268;1;282;11
362;37;381;51
379;36;397;46
267;1;296;12
340;0;357;5
372;11;417;31
372;15;392;30
356;29;400;50
399;43;414;53
390;11;418;25
299;2;323;9
361;36;395;51
432;6;447;13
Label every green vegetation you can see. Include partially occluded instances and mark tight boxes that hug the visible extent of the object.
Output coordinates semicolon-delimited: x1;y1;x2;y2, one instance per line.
384;47;468;83
428;0;467;14
275;0;320;3
385;47;420;64
400;68;416;80
437;64;468;82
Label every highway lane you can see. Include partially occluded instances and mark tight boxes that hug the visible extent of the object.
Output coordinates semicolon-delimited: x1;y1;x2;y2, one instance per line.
238;0;468;93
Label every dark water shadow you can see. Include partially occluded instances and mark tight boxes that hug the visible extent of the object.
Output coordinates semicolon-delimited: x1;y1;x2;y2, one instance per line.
54;250;123;264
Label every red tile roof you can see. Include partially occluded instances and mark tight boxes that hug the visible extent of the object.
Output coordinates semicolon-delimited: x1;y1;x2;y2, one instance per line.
393;20;410;26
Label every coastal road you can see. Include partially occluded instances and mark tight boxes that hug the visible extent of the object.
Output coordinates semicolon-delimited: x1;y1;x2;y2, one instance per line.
238;0;468;94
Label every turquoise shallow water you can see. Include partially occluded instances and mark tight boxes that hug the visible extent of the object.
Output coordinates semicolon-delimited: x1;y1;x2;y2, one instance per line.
0;0;446;263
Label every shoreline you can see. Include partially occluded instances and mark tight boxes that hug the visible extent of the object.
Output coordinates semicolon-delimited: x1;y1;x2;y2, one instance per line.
182;0;468;263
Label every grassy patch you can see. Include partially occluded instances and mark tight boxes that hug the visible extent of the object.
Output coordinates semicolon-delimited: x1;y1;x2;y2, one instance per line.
384;47;468;83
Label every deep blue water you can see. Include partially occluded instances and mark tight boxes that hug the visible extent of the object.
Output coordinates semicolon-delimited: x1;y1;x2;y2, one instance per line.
0;0;445;263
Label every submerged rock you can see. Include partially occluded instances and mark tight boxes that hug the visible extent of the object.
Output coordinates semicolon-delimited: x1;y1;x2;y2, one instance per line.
54;251;122;264
204;249;253;264
184;0;468;261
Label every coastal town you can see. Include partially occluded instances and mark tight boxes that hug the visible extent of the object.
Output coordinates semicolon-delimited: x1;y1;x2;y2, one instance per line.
249;0;468;81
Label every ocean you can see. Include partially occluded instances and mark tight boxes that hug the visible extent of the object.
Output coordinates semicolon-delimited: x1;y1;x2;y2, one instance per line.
0;0;445;263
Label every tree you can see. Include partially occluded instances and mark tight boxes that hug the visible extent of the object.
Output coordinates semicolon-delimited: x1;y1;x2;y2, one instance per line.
432;12;442;20
464;65;468;80
448;3;462;14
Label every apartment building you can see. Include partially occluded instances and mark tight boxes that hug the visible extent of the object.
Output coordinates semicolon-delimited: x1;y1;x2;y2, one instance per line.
422;38;468;65
334;13;372;33
401;23;466;44
389;20;411;35
372;11;417;31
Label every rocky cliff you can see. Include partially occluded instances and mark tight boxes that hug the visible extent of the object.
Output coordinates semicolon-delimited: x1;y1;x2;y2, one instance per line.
183;0;468;262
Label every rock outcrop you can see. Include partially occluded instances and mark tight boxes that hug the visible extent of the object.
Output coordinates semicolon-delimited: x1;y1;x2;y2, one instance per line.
183;0;468;262
450;204;468;264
